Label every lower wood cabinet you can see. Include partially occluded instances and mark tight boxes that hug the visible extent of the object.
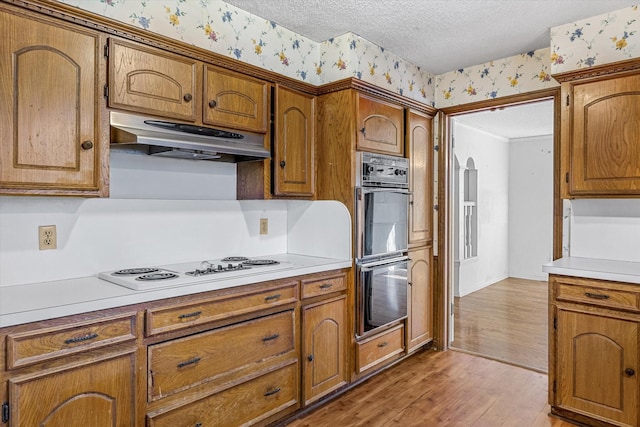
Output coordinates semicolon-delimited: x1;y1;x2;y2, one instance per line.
147;361;299;427
301;295;347;405
407;247;433;353
550;275;640;427
355;324;405;374
8;350;136;426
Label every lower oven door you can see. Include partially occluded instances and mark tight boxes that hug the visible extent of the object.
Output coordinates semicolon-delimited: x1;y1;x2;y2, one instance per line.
357;256;409;338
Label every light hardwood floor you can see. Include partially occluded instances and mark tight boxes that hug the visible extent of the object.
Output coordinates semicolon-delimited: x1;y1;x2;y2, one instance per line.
285;349;573;427
451;277;548;372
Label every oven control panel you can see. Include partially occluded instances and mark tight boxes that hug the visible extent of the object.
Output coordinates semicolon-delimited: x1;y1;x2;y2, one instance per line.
357;152;409;188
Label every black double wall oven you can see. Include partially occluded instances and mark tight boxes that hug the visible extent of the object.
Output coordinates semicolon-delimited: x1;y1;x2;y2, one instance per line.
355;152;410;338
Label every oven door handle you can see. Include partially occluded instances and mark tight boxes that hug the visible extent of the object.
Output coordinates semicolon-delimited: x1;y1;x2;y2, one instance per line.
359;187;411;195
358;256;410;271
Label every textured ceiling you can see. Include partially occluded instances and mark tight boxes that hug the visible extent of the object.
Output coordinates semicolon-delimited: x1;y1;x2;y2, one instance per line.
224;0;637;75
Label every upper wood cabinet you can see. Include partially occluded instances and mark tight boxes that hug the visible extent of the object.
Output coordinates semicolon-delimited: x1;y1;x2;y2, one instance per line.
564;72;640;196
274;85;316;196
108;38;201;121
407;110;433;247
204;65;268;133
356;93;404;156
0;7;106;196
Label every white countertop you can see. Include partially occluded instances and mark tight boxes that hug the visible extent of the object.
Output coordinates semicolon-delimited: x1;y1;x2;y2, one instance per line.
0;254;352;328
543;257;640;285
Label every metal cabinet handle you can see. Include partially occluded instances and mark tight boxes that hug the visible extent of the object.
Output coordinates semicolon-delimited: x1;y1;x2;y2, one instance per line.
319;283;333;289
262;334;280;342
264;294;281;301
64;332;98;344
177;357;201;368
183;93;193;102
307;354;314;362
195;423;202;427
208;100;217;108
584;292;610;300
81;141;93;150
377;341;388;348
280;160;286;168
264;387;282;397
178;310;202;319
625;368;635;377
360;127;366;137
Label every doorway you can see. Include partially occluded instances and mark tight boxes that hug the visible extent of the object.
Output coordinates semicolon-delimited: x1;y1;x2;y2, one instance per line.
446;99;554;372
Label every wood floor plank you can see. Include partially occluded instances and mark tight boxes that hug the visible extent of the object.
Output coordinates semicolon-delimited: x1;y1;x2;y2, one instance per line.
451;277;548;372
285;350;575;427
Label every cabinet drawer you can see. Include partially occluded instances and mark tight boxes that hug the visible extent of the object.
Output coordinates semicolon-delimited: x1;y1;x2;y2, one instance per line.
557;282;639;311
146;281;298;336
6;313;137;369
148;310;295;400
148;361;298;427
356;324;404;374
302;273;346;299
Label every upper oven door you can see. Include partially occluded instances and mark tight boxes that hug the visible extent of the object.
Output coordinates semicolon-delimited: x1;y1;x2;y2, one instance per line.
356;187;409;261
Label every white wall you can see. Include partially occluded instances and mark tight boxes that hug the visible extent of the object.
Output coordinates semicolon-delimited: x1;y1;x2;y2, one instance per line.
0;151;351;287
569;199;640;263
453;122;510;296
508;135;553;280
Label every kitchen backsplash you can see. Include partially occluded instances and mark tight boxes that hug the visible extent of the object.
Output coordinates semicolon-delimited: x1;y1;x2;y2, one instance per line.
0;197;350;287
568;199;640;263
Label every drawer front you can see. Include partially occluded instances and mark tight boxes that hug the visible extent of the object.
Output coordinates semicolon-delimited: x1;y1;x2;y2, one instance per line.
148;310;295;400
557;283;639;311
6;313;137;369
146;281;298;336
356;325;404;374
148;362;298;427
302;273;347;299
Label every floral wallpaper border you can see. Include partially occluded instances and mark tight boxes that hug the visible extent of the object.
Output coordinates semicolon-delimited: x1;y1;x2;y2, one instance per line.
59;1;639;108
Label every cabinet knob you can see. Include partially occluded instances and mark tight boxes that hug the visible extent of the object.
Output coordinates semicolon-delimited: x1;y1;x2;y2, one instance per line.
307;354;314;362
80;141;93;150
195;423;202;427
360;127;366;137
625;368;635;377
280;160;286;168
208;100;217;108
183;93;193;102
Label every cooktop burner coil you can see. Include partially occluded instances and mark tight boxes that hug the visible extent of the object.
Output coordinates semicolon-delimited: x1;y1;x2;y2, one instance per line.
135;272;179;281
221;256;250;262
113;267;160;276
242;259;279;266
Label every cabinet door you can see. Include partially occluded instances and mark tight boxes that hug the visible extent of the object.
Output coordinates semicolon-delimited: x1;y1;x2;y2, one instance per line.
109;38;200;121
204;65;268;133
407;110;433;247
0;10;102;192
9;351;136;427
557;309;638;426
273;86;315;196
302;296;347;405
407;247;433;352
356;93;404;156
568;74;640;195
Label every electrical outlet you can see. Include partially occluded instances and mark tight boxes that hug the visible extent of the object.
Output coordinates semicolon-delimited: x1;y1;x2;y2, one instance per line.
259;218;268;235
39;225;57;250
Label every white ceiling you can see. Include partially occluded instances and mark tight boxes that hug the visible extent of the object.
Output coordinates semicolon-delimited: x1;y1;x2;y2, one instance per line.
224;0;637;75
453;100;554;139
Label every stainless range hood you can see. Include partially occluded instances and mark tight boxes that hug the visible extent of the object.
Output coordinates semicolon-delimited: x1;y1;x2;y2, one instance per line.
110;111;270;162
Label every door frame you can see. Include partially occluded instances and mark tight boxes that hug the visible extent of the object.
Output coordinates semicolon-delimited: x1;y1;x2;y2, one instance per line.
434;87;562;350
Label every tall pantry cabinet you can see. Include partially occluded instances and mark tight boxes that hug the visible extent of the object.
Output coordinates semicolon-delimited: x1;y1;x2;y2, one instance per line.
316;81;436;377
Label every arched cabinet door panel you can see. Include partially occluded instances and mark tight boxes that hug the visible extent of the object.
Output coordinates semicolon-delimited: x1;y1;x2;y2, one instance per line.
0;8;103;194
556;309;638;426
356;93;404;156
9;352;136;427
566;73;640;195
